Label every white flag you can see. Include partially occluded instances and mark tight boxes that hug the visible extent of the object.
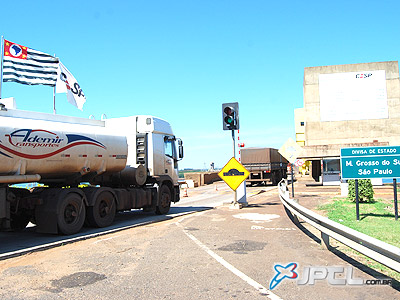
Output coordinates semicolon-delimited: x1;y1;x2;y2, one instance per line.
56;61;86;110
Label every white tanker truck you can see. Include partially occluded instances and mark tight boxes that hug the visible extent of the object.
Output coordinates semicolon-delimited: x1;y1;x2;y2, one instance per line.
0;104;183;235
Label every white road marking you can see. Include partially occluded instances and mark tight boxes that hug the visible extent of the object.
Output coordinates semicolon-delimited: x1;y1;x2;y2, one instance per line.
177;222;283;300
233;213;280;223
251;225;296;231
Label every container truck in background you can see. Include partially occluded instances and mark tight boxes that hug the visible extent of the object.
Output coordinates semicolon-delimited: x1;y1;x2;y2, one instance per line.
0;105;183;235
241;147;287;185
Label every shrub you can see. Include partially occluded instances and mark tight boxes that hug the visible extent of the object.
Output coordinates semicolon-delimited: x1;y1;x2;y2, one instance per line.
347;179;374;203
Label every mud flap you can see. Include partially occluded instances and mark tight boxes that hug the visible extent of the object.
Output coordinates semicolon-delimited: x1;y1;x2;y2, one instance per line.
0;188;10;229
35;188;86;234
35;189;59;234
174;185;180;203
0;188;7;220
148;187;158;210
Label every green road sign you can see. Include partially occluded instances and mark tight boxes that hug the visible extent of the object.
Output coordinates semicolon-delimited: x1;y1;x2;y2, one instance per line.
340;146;400;179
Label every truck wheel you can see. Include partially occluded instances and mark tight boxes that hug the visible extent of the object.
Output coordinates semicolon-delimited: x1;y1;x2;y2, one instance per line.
156;185;171;215
57;193;86;235
87;191;116;228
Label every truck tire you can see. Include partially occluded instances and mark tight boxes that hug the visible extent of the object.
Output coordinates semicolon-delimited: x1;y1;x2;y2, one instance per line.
57;192;86;235
86;191;116;228
156;185;171;215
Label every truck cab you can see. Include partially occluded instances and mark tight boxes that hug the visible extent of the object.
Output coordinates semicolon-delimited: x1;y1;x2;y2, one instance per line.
105;115;183;197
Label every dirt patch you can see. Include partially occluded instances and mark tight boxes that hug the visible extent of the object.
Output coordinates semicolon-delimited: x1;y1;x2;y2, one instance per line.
217;240;267;254
50;272;106;292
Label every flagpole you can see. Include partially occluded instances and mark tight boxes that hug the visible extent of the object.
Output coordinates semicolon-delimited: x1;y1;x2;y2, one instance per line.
0;36;4;99
53;53;56;114
53;83;56;114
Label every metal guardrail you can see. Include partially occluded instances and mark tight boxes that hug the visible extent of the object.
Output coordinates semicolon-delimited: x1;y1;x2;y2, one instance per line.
278;179;400;273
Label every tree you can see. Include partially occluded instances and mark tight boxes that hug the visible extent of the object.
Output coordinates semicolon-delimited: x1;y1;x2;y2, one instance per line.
347;179;374;203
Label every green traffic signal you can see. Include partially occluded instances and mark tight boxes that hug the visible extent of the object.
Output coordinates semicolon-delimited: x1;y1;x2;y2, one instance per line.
222;102;239;130
225;115;234;124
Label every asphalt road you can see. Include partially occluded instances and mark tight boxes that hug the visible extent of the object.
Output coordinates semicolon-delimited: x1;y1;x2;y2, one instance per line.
0;183;398;300
0;182;267;259
0;182;251;259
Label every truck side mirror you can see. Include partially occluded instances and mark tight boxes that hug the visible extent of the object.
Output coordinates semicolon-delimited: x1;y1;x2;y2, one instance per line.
178;139;184;159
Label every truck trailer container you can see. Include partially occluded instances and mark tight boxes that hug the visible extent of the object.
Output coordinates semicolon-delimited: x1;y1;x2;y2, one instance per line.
241;147;287;185
0;105;183;235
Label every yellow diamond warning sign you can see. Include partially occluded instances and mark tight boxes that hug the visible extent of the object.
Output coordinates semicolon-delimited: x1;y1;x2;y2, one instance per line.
218;157;250;191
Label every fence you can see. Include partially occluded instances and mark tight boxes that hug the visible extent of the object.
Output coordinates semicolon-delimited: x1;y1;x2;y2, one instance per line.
278;179;400;273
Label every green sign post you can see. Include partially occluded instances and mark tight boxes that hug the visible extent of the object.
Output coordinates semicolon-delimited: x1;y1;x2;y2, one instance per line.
341;146;399;221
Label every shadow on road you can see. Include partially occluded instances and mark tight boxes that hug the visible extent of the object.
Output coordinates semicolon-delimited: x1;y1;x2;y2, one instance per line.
0;205;212;259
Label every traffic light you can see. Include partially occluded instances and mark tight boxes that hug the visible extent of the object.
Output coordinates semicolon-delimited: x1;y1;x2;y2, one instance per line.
222;102;239;130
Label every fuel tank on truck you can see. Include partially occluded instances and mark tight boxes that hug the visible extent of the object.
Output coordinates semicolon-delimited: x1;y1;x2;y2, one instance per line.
0;109;128;183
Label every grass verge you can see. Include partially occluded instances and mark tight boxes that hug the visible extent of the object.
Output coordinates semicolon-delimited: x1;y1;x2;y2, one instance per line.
318;197;400;282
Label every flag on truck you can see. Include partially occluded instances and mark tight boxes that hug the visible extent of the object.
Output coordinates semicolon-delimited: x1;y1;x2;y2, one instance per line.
2;39;59;86
56;61;86;110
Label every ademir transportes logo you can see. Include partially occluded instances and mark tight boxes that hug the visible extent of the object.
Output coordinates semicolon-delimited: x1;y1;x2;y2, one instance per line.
269;263;392;290
0;129;106;159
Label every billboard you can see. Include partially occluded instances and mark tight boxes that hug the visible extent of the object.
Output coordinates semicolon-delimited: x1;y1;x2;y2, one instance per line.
319;70;388;122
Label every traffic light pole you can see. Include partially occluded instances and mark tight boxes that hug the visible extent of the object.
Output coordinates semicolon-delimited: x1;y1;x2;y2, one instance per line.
232;130;236;158
222;102;241;208
232;129;238;204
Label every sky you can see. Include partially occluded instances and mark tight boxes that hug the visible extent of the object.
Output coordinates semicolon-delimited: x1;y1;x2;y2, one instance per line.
1;0;400;170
